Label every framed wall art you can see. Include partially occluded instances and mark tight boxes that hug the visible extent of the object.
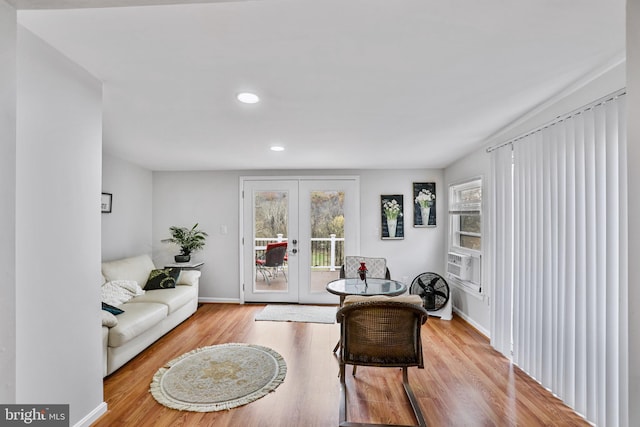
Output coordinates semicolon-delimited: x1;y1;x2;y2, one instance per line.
101;192;113;213
381;194;404;239
413;182;436;227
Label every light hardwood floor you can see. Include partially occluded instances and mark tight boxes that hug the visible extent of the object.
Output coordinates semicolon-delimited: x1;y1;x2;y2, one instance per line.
94;303;589;427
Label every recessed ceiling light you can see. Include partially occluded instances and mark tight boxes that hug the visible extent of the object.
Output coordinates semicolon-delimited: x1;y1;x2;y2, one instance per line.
270;146;285;152
237;92;260;104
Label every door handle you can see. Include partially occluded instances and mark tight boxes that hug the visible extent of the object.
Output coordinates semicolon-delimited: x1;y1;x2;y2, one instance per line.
291;248;298;254
292;239;298;245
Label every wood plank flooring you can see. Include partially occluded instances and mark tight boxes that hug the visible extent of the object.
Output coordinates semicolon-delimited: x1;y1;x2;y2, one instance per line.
94;303;589;427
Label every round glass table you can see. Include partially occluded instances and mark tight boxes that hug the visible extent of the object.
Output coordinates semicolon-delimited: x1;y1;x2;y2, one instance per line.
326;277;407;305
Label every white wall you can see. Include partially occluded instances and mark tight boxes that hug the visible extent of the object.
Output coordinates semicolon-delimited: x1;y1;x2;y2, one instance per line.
0;0;16;404
102;152;153;261
627;1;640;424
16;26;105;425
443;62;626;335
357;169;445;284
152;169;444;301
153;171;239;301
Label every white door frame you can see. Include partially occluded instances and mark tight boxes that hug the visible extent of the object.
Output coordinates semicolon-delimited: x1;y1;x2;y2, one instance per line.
239;175;360;304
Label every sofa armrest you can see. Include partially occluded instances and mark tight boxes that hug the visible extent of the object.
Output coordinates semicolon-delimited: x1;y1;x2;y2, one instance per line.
177;270;201;286
102;310;119;327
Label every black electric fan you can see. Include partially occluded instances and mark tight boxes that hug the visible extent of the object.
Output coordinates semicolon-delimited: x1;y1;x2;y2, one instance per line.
410;272;450;311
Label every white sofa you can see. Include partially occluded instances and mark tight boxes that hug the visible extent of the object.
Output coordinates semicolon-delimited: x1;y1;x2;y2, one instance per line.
101;254;200;377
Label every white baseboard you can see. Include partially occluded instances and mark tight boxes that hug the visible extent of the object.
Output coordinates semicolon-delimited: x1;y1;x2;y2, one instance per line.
198;297;240;304
73;402;107;427
452;306;490;338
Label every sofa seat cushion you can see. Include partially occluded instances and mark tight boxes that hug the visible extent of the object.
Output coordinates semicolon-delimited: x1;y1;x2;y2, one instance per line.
108;302;168;348
126;285;197;314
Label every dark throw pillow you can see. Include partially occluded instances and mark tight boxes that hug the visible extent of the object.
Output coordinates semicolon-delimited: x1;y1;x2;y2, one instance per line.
145;268;179;290
102;302;124;315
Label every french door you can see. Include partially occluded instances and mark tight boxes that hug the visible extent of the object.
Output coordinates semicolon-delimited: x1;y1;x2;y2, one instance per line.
241;177;359;304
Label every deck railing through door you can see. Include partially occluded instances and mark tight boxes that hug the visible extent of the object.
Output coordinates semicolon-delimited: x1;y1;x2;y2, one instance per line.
255;234;344;271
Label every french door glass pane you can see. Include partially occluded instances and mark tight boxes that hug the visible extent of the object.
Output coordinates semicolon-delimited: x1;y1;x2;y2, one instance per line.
309;190;344;293
254;191;288;292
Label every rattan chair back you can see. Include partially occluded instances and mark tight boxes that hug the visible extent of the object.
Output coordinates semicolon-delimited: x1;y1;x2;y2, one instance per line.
336;299;429;426
337;300;427;368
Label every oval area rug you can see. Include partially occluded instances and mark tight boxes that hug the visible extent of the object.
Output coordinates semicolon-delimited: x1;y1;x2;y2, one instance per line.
150;343;287;412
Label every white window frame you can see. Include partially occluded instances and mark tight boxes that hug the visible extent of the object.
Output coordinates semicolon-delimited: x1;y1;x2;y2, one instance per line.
449;178;482;254
448;177;483;295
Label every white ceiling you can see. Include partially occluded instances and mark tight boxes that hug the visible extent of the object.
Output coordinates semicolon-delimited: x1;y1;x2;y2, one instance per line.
16;0;625;171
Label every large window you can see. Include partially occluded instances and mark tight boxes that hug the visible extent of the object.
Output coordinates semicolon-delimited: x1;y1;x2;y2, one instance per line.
449;178;482;252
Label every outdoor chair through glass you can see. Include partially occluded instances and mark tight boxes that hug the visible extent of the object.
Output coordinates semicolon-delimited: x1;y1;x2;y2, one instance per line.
256;241;288;286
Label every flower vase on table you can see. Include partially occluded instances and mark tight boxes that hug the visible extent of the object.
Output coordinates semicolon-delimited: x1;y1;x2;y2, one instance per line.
358;262;368;287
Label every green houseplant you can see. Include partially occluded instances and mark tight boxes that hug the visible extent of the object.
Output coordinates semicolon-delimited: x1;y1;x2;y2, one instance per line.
162;223;208;263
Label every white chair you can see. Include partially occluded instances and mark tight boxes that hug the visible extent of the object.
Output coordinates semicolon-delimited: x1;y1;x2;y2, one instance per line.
340;256;390;279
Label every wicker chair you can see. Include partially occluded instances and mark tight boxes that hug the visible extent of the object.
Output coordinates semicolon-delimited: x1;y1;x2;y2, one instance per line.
336;298;428;427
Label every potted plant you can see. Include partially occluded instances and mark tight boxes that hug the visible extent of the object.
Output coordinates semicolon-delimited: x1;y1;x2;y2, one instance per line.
162;223;208;263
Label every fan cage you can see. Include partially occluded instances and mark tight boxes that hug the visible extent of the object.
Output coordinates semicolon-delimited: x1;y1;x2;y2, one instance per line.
409;272;450;312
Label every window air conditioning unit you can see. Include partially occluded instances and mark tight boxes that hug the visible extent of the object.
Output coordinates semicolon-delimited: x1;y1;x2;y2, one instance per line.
447;252;472;281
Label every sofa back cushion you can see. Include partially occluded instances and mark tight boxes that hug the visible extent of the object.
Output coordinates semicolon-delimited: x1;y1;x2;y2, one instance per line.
102;254;156;288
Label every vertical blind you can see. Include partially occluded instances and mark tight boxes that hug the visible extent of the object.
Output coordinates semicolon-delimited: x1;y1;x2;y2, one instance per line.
490;145;513;357
489;92;628;426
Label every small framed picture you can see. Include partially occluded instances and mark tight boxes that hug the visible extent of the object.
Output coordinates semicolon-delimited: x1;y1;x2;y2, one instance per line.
101;193;113;213
381;194;404;239
413;182;436;227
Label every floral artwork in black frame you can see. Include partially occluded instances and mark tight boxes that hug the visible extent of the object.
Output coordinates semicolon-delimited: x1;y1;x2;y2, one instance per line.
381;194;404;239
413;182;436;227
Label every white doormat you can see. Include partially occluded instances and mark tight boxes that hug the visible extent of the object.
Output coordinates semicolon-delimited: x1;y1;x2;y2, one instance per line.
254;304;337;324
